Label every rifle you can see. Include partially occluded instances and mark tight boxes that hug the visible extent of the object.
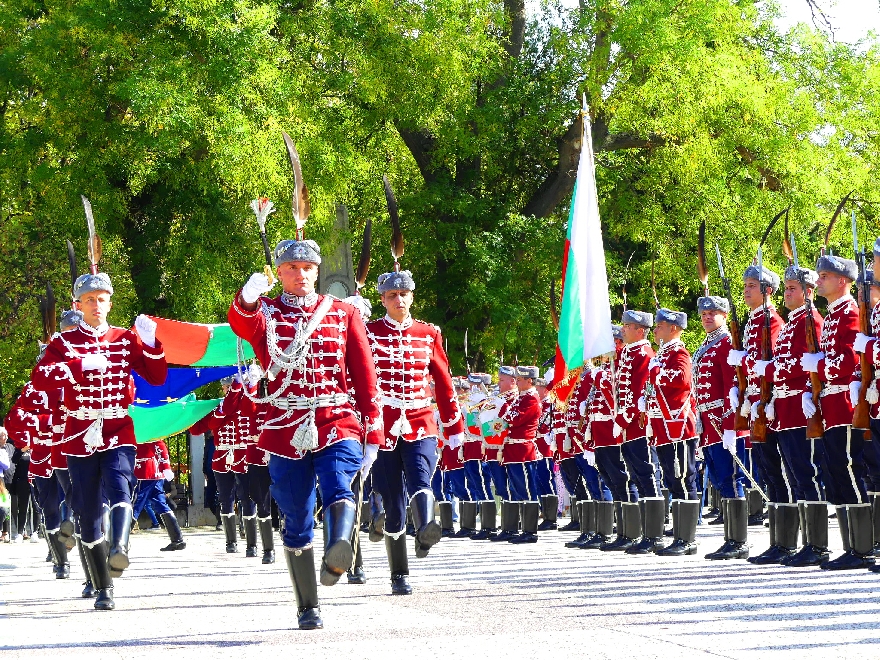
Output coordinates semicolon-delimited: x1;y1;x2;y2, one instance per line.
715;244;751;431
791;233;825;438
751;246;772;443
852;209;873;432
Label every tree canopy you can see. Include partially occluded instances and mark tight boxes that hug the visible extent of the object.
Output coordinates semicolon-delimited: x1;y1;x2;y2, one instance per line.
2;0;880;412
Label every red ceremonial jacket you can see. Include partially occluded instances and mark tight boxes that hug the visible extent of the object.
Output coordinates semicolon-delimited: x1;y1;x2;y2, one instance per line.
31;323;167;457
365;315;463;450
614;340;654;442
501;387;541;464
245;393;270;466
741;305;783;411
134;439;171;480
229;291;383;459
207;383;249;474
764;304;824;431
437;408;464;471
586;364;617;450
462;391;489;462
864;301;880;419
4;382;53;479
537;396;555;459
816;295;859;431
645;339;697;446
692;328;736;447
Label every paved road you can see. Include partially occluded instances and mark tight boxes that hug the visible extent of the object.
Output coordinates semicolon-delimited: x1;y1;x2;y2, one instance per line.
2;515;879;659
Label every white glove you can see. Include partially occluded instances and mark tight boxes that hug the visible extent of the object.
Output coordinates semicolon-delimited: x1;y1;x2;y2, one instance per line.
468;391;487;405
590;367;602;378
722;429;737;454
727;349;748;367
849;381;861;403
162;469;175;482
361;444;379;475
247;363;263;384
754;360;771;377
134;314;157;347
612;423;622;438
549;439;557;453
344;295;372;320
801;392;817;418
448;433;464;449
728;386;740;410
637;396;646;412
800;352;825;373
81;354;110;371
648;357;660;370
583;450;596;466
750;401;760;420
241;272;272;304
855;333;872;354
579;400;587;416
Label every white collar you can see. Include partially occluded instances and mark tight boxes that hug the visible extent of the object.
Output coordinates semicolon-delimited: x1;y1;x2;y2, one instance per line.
519;387;537;397
79;321;109;337
384;314;413;330
659;338;684;352
626;339;650;350
281;291;319;308
787;304;807;318
826;294;854;313
702;326;729;344
749;303;775;319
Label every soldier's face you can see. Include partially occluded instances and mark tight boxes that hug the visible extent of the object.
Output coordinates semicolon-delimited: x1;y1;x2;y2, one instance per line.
621;322;647;344
381;289;414;321
277;261;318;296
75;291;112;328
783;280;807;310
516;376;533;391
498;374;516;391
816;271;851;300
742;278;764;309
700;310;725;333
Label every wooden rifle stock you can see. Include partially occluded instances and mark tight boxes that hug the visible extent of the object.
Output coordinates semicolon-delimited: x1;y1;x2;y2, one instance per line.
728;316;751;431
804;300;825;438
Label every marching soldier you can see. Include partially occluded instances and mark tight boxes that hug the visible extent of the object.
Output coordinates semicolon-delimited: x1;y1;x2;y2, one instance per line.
31;272;168;610
242;365;275;564
802;255;872;570
640;309;700;556
753;265;823;565
535;371;559;531
456;373;491;538
131;438;186;551
230;234;383;629
365;268;464;593
483;366;518;508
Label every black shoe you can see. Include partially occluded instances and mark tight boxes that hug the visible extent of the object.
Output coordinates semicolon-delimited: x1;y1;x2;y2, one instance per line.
565;532;592;549
285;546;323;629
263;550;276;564
347;566;367;584
707;513;724;525
655;539;697;556
559;519;580;532
490;530;517;542
441;527;456;538
508;532;538;544
581;533;611;550
94;588;115;611
820;549;876;571
705;540;749;560
471;528;496;540
783;544;829;567
537;520;558;531
625;537;664;555
452;527;476;538
748;514;765;526
81;581;97;598
246;546;259;558
747;545;793;565
161;540;187;551
298;607;323;630
54;562;71;579
391;573;412;595
600;536;635;552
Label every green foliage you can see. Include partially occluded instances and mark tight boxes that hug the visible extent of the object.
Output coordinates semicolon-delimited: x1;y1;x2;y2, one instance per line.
2;0;880;413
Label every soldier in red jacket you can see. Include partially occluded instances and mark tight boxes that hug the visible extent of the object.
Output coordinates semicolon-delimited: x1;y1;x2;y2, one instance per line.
230;237;382;630
456;373;491;538
32;272;168;611
131;438;185;552
240;365;275;565
365;269;463;594
640;308;699;557
802;255;872;570
754;266;823;566
534;371;559;531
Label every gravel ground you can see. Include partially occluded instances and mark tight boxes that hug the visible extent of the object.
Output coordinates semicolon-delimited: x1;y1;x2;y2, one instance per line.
2;514;879;659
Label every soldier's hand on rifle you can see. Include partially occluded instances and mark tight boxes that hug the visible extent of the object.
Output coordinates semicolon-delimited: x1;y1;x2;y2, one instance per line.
448;433;464;449
637;396;646;413
801;392;817;418
854;332;872;354
722;429;736;454
753;360;771;377
750;401;760;420
163;469;175;481
578;400;587;416
849;381;861;404
728;386;739;410
727;349;748;367
583;449;595;467
612;423;622;438
800;352;824;373
241;272;273;304
134;314;158;347
81;354;110;372
648;357;660;371
361;444;379;476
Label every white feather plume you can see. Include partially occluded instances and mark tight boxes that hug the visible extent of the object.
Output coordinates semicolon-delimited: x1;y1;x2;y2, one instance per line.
250;198;275;232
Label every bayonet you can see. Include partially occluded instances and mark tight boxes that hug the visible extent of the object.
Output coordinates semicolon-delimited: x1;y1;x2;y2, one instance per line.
81;195;101;275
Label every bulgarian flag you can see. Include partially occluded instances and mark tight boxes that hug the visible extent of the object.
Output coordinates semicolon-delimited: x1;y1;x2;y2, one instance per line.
551;100;614;402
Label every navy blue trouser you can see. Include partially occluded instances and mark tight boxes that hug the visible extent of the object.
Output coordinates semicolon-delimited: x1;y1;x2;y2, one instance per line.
132;479;172;520
865;420;880;492
372;437;438;535
533;458;556;497
485;459;509;500
703;440;746;498
656;439;698;500
215;471;256;518
462;460;488;501
33;475;64;531
573;454;612;501
621;437;661;498
558;458;589;501
67;446;136;544
443;469;470;502
247;464;273;518
269;439;361;548
777;427;824;501
817;425;867;505
595;445;639;502
505;461;538;501
432;467;446;501
751;432;793;503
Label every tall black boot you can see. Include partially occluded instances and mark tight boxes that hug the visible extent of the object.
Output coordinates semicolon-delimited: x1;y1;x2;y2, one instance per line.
454;501;478;538
320;500;356;585
222;513;238;552
83;540;114;611
600;502;627;551
360;502;371;533
385;533;412;595
707;487;724;524
785;502;829;567
584;501;614;549
491;501;520;542
566;500;595;548
439;501;455;538
106;504;132;577
243;516;258;557
559;498;580;531
747;488;765;525
472;500;497;540
347;538;367;584
410;491;442;558
48;531;70;578
872;493;880;557
258;517;275;564
657;500;699;556
751;503;796;565
706;498;749;559
510;501;540;544
59;502;76;550
76;538;97;597
538;495;559;531
284;546;323;629
749;503;783;564
369;492;385;543
626;497;666;554
405;506;415;536
822;504;875;570
159;512;186;551
602;502;638;552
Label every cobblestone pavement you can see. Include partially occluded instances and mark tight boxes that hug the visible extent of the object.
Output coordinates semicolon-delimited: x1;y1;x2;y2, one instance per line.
2;515;879;659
